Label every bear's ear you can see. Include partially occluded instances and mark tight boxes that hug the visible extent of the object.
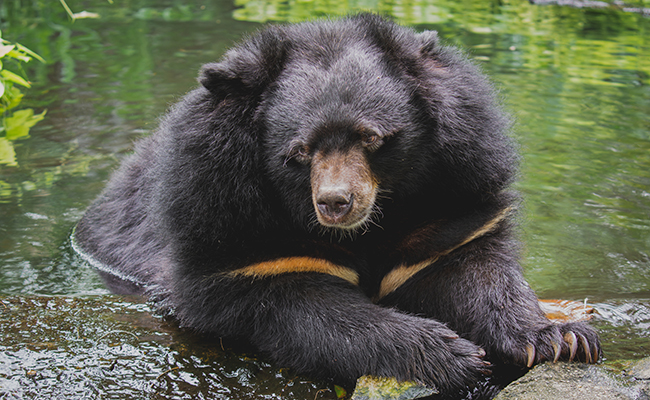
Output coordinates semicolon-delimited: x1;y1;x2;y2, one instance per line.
416;30;439;57
199;27;290;96
199;62;247;95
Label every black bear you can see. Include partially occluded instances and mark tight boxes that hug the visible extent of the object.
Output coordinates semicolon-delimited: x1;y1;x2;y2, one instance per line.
74;14;600;394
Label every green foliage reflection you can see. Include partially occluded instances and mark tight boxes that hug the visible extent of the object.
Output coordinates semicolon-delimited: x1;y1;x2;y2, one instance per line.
0;31;46;166
232;0;472;24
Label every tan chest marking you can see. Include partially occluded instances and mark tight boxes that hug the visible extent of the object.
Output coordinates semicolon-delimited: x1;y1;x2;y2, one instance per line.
377;206;512;301
226;256;360;286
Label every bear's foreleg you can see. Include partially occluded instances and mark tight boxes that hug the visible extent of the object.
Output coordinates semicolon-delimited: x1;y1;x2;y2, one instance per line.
377;230;601;368
171;266;489;392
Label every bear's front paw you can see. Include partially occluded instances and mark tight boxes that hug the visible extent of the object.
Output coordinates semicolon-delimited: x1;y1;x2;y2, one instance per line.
513;322;601;367
414;326;492;391
446;335;493;376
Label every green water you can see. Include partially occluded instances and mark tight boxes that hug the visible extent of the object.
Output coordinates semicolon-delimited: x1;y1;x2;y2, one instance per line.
1;0;649;398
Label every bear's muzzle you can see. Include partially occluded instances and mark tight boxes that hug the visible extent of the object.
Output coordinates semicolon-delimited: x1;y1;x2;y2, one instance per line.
310;147;377;230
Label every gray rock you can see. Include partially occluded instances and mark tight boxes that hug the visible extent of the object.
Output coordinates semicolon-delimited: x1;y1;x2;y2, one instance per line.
630;357;650;380
494;361;650;400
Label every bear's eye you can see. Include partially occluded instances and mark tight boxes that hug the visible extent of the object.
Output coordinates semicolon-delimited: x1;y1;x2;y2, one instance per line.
361;131;383;151
290;145;311;164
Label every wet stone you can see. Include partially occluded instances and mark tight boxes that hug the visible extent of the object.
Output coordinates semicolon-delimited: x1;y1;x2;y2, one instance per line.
629;357;650;380
351;376;438;400
493;362;650;400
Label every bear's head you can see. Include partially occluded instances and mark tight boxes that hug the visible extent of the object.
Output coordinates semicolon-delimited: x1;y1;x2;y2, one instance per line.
198;14;515;235
260;32;424;231
260;29;440;232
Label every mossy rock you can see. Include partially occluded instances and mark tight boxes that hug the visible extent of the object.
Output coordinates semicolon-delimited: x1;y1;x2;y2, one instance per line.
351;376;437;400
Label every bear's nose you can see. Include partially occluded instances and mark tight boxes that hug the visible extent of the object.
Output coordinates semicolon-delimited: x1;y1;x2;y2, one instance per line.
316;190;353;221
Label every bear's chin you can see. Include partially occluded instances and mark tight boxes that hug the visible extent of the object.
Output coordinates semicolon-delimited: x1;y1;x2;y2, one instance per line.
314;206;375;234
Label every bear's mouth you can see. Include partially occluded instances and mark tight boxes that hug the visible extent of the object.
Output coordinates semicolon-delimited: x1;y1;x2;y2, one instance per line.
315;194;375;229
313;192;376;230
310;149;378;231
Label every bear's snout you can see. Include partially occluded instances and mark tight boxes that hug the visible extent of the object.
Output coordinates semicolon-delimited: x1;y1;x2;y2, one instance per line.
310;148;377;230
316;189;354;223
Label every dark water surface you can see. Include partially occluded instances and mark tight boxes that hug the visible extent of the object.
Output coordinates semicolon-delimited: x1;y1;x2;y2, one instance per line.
1;0;648;398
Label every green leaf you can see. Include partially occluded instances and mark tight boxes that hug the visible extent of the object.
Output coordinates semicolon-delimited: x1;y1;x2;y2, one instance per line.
1;69;31;88
0;137;18;166
334;385;347;398
15;43;45;63
0;80;4;98
5;108;46;140
0;44;15;58
2;85;25;112
6;49;30;63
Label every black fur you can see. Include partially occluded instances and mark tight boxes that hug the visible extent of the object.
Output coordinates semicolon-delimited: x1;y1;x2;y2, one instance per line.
74;14;600;394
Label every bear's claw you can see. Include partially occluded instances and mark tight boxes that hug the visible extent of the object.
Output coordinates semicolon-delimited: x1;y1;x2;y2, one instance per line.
564;331;579;361
551;340;561;362
479;361;492;376
514;323;600;368
525;343;535;368
579;333;591;363
564;330;598;363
